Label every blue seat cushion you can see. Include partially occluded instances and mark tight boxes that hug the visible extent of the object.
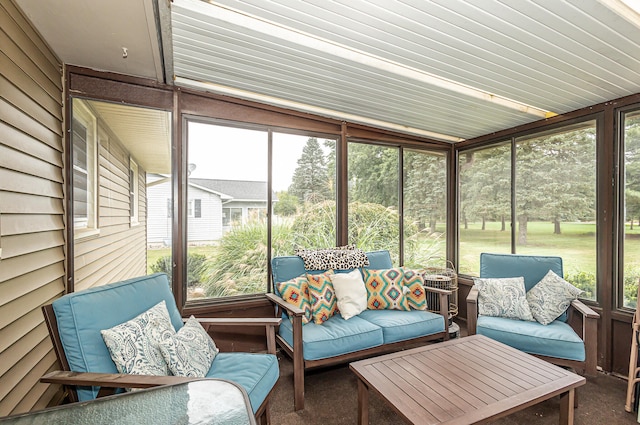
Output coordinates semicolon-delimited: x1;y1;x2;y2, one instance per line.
358;309;445;344
206;352;279;413
278;314;383;361
477;316;585;361
51;273;183;401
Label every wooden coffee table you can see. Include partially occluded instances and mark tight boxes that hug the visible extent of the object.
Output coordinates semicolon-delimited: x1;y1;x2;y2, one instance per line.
350;334;585;425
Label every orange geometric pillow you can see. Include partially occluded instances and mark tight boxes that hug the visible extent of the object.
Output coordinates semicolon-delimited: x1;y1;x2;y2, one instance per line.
276;275;313;325
402;269;427;310
306;270;338;324
363;268;410;311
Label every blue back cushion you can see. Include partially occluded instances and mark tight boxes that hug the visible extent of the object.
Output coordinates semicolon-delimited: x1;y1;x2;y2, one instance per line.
480;253;563;292
52;273;183;401
271;250;393;296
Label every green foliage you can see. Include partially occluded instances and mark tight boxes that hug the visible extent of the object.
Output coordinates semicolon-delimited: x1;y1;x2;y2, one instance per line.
348;143;399;207
273;191;299;216
564;271;596;300
288;137;332;203
150;253;207;287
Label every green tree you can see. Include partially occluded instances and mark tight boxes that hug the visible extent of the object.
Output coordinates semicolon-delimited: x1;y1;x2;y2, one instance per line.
273;191;298;216
404;150;446;233
348;143;398;207
289;137;331;203
516;127;596;244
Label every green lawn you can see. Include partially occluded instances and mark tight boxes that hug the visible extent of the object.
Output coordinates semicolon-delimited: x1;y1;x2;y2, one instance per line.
147;245;219;274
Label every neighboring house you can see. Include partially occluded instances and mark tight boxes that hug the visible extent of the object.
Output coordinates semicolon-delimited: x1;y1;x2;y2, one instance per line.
147;176;275;246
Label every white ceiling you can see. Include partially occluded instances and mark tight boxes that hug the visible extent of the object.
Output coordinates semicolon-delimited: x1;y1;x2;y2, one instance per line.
14;0;640;142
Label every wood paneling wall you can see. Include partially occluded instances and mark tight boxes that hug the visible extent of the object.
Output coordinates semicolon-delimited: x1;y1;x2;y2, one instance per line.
0;0;65;415
73;104;147;292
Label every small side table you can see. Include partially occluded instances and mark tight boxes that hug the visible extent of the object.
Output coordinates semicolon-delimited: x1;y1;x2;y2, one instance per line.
0;379;255;425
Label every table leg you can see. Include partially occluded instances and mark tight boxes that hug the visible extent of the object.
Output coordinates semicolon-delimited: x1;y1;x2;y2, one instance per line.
559;388;575;425
357;379;369;425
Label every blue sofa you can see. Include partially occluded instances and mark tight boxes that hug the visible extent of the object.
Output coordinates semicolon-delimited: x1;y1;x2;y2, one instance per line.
267;250;450;411
466;253;599;375
41;273;280;424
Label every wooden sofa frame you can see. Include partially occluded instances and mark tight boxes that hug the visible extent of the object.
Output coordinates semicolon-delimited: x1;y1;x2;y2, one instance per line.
266;287;451;411
467;288;599;376
41;304;281;425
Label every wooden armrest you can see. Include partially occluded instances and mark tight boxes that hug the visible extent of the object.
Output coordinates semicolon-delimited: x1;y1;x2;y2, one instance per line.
265;292;305;316
466;287;479;335
41;371;197;389
570;299;599;319
193;317;281;355
423;286;452;295
193;318;282;327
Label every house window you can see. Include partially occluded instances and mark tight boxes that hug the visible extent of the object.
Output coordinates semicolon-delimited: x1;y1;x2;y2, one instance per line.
188;199;202;218
130;159;139;225
222;207;242;226
622;109;640;308
72;100;98;235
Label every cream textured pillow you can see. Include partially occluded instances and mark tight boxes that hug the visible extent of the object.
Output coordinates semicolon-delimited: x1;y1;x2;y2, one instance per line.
101;300;175;376
474;277;535;321
526;270;582;325
329;269;368;320
158;316;219;377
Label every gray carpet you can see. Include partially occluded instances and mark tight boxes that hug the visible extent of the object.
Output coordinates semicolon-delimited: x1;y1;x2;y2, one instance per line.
270;342;637;425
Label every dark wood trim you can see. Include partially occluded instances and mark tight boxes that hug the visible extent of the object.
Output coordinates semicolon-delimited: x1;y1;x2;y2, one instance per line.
456;92;640;149
63;67;74;294
337;122;349;245
600;106;614;372
447;144;456;266
345;123;451;148
172;89;184;313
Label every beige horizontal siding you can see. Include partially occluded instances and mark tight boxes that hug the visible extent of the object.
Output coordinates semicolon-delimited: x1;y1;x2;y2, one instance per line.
73;103;147;292
0;0;64;416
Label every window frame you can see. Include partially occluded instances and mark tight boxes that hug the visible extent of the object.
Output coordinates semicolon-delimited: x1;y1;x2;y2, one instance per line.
71;99;99;238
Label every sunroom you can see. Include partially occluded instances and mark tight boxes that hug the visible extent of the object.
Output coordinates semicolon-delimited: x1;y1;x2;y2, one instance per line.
3;0;640;423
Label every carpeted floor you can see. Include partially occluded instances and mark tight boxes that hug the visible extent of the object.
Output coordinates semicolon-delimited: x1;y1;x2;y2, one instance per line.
270;331;637;424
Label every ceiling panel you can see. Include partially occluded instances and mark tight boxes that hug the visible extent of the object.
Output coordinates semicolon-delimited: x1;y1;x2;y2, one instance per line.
168;0;640;141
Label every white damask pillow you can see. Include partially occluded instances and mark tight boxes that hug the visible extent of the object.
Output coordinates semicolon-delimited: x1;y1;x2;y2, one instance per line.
101;300;175;376
158;316;219;377
526;270;583;325
474;277;535;322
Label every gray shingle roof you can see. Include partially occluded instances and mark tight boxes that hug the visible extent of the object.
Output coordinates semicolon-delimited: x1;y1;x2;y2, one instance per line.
189;178;275;201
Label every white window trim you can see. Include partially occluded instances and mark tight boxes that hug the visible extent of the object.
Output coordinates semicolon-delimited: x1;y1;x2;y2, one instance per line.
130;158;140;226
73;100;99;239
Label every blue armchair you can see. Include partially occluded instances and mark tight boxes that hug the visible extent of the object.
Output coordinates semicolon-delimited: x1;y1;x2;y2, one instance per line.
466;253;599;375
41;273;281;425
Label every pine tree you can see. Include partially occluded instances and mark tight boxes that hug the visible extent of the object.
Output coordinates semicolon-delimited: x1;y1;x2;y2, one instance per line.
289;138;331;203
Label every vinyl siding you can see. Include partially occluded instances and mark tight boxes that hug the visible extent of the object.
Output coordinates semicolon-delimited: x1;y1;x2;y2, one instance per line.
73;107;147;292
0;0;64;416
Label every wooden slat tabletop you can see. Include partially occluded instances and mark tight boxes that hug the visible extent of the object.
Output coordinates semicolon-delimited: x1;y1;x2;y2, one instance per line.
350;334;585;425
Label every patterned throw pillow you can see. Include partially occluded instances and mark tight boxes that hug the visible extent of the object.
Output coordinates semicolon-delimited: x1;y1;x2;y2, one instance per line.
276;275;313;325
526;270;583;325
474;277;535;321
158;316;219;377
363;268;410;311
306;271;338;324
101;300;175;376
402;269;427;310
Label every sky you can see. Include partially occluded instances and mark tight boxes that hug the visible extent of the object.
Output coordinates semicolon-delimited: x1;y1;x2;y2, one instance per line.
187;121;334;191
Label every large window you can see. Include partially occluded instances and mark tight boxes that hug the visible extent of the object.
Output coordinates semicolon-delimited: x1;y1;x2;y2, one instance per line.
403;149;447;268
272;133;337;254
72;100;97;234
458;122;597;301
622;110;640;308
458;143;512;274
186;121;268;300
348;142;400;262
515;122;597;300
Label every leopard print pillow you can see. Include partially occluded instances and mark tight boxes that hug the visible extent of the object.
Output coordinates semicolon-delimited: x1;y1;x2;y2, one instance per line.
295;246;370;270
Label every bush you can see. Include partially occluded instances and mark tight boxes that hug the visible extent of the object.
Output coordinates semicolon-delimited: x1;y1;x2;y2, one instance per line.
564;270;596;300
151;253;207;287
